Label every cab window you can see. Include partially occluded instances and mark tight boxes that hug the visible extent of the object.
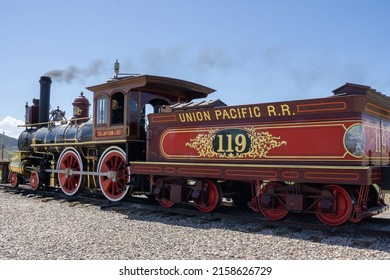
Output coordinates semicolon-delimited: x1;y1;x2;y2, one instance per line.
96;96;108;124
111;92;124;124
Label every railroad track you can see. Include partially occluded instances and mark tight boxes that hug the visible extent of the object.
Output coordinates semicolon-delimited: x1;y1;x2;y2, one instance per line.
1;183;390;239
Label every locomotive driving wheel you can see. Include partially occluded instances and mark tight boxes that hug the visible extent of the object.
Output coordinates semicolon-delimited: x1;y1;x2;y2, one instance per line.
258;182;288;220
195;179;222;213
97;147;130;202
57;148;85;196
315;184;353;226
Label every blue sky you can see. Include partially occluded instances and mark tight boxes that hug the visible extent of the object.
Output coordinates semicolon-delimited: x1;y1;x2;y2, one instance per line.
1;0;390;138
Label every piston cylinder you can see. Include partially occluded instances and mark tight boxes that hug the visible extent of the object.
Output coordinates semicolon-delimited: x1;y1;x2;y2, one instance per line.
8;151;31;175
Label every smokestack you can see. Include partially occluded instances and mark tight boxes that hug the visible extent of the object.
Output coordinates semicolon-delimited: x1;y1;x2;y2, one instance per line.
39;76;52;126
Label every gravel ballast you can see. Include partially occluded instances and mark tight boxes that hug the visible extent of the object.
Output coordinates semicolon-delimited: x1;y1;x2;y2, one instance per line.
0;190;389;260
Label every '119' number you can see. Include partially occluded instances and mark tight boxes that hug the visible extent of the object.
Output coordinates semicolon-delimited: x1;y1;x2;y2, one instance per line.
213;129;250;154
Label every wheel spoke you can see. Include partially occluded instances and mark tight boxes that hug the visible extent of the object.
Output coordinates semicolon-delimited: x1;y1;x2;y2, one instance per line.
100;177;112;193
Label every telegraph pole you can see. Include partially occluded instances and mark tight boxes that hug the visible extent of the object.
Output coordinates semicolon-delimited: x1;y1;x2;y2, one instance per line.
1;131;4;162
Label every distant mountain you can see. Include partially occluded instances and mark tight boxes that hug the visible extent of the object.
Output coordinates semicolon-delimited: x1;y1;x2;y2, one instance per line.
0;133;18;162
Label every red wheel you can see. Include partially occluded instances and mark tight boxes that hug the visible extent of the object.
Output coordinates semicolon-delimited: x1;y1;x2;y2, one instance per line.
30;172;41;190
158;199;175;208
315;185;353;226
57;148;84;196
153;178;175;208
10;172;19;188
97;147;130;202
195;179;222;213
258;182;288;220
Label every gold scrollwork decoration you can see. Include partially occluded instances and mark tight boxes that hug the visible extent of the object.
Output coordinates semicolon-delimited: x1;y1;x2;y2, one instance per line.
185;129;219;157
246;127;287;158
185;127;287;159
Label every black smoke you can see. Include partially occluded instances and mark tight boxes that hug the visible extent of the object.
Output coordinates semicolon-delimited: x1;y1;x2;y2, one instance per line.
44;59;106;83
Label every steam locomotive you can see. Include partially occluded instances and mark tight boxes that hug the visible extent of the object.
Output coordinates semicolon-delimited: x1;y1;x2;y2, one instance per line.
8;63;390;226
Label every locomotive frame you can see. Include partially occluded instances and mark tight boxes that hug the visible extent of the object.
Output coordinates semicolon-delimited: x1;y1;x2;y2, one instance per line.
8;64;390;226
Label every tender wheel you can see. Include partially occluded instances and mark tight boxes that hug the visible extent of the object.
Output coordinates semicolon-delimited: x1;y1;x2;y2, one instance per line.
315;185;353;226
153;178;175;208
158;198;175;208
30;171;41;190
97;147;130;202
258;182;288;220
10;172;19;188
195;179;222;213
57;148;84;196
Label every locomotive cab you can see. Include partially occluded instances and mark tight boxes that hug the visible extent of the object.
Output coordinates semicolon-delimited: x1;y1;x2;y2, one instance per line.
86;75;215;161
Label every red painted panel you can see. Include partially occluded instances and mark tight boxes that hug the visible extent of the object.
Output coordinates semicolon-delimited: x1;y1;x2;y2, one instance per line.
159;121;357;162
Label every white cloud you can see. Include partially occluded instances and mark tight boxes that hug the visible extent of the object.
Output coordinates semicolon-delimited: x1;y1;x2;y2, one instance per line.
0;116;24;139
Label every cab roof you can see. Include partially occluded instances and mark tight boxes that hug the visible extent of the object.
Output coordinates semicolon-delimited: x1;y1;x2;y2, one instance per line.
86;75;215;101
